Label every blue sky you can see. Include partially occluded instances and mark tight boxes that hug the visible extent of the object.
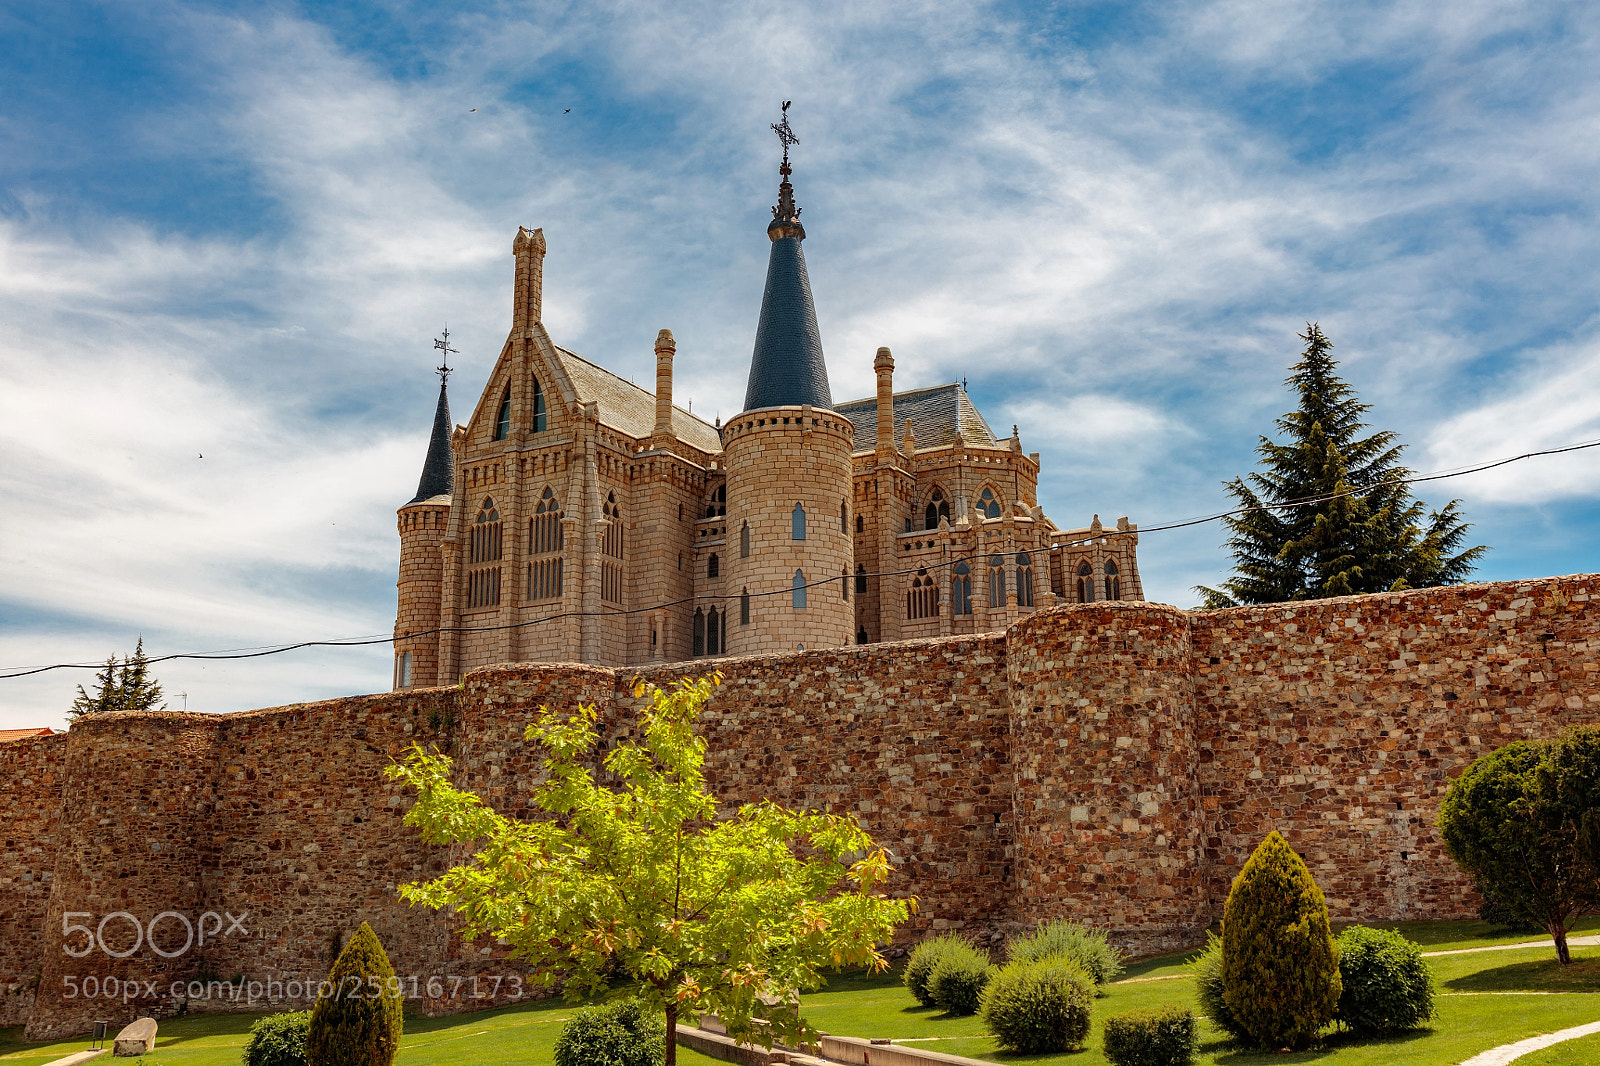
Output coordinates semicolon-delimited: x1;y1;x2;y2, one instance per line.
3;0;1600;727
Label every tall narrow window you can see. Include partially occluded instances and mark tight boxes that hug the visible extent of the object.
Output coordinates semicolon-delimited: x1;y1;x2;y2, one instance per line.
857;626;869;645
924;488;950;531
531;376;547;432
493;388;511;441
953;560;973;615
706;484;726;518
855;564;867;594
396;651;412;688
856;514;864;534
740;588;750;625
708;553;719;578
841;501;848;532
977;487;1002;519
1077;562;1095;603
841;569;849;600
693;608;705;657
791;503;806;541
469;498;503;608
792;569;807;609
1105;559;1121;601
740;521;751;558
707;606;721;655
1017;552;1035;607
601;492;624;604
988;555;1007;608
907;569;939;619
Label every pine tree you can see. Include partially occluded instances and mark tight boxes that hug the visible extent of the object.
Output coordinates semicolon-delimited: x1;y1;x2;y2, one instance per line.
68;637;166;720
306;922;403;1066
1221;831;1341;1049
1198;324;1485;607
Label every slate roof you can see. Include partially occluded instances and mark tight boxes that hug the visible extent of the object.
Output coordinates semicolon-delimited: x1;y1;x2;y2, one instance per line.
743;234;833;412
408;378;455;504
835;383;1001;454
553;347;725;454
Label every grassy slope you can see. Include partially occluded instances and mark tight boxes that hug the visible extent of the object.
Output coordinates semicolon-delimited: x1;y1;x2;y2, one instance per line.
3;920;1599;1066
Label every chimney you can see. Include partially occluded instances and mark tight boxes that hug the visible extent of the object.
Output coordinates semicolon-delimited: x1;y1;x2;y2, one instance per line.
874;347;896;460
653;328;676;442
512;226;547;331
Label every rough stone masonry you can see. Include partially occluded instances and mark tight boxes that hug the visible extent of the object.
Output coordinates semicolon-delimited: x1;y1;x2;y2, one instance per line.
3;573;1597;1039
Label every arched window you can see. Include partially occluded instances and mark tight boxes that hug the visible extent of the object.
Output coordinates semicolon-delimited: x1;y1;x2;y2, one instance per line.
1017;552;1035;608
1077;562;1095;604
953;561;973;615
693;608;705;657
531;376;547;433
527;488;564;601
493;388;511;441
740;588;750;625
988;554;1007;608
857;626;869;645
707;606;721;655
856;513;864;534
468;498;503;608
792;569;807;609
907;569;940;619
705;484;726;518
792;503;806;541
924;488;950;531
601;492;623;604
396;651;412;689
841;501;848;532
708;553;719;578
740;521;751;558
977;487;1002;519
855;564;867;594
1105;559;1121;601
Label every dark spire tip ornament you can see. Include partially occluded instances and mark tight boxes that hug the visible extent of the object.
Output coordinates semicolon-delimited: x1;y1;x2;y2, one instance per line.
769;101;803;230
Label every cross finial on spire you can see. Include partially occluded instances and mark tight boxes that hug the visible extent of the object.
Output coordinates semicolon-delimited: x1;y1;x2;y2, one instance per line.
769;102;803;228
433;326;457;385
771;100;798;176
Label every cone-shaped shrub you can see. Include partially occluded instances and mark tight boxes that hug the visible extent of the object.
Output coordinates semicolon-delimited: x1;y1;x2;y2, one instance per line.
1335;926;1434;1033
905;934;978;1008
306;922;404;1066
1007;919;1125;986
1221;832;1340;1049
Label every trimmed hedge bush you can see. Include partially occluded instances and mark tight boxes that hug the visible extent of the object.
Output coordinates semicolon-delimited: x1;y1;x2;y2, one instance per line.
1221;831;1341;1050
1335;926;1435;1033
905;934;982;1009
979;957;1094;1054
306;923;404;1066
553;998;666;1066
928;940;993;1016
243;1011;310;1066
1102;1005;1199;1066
1007;919;1125;986
1187;932;1246;1042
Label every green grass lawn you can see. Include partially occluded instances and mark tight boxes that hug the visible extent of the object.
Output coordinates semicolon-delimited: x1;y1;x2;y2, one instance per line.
3;919;1599;1066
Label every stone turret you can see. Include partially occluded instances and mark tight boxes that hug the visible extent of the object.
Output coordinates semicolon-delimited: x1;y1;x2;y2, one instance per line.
394;369;454;689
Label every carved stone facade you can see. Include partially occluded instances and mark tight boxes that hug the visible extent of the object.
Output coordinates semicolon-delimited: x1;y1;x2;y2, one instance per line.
393;171;1142;685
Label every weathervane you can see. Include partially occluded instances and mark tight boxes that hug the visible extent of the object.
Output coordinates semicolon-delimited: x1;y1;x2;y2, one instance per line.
434;327;457;385
770;101;802;225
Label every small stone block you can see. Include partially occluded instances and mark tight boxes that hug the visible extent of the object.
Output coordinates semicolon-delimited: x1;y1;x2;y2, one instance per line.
113;1018;156;1056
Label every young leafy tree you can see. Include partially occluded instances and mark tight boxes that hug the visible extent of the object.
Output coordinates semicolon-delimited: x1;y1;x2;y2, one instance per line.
385;673;912;1065
1197;324;1485;607
69;637;166;719
1441;734;1600;964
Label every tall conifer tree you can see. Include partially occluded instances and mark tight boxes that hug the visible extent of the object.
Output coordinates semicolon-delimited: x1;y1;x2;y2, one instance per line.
1198;324;1485;607
69;636;166;719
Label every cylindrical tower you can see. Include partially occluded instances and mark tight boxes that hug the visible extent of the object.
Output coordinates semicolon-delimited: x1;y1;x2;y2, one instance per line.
394;364;456;689
723;406;855;654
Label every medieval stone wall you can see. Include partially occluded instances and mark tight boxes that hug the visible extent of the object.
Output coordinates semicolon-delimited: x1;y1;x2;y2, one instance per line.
8;574;1600;1040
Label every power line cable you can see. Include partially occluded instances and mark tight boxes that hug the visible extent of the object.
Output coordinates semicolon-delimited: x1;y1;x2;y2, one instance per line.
3;433;1597;681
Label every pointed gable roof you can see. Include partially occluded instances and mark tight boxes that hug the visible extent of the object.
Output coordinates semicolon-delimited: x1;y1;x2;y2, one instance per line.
835;382;999;454
552;346;725;454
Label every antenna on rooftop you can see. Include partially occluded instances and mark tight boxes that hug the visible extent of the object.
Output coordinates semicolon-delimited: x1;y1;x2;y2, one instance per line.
434;326;458;385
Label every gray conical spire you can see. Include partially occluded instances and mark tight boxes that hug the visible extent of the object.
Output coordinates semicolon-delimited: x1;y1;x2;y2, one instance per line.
408;376;454;504
742;107;832;413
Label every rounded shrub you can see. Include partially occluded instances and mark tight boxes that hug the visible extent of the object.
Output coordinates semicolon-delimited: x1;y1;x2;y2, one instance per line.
1335;926;1435;1033
979;957;1094;1054
243;1011;310;1066
553;998;666;1066
1187;932;1246;1042
928;941;993;1016
306;923;404;1066
1220;831;1341;1050
904;934;979;1009
1102;1005;1199;1066
1008;919;1125;986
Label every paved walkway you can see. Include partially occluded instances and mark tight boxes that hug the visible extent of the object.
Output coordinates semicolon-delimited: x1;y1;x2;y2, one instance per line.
1456;1019;1600;1066
40;1051;106;1066
1424;935;1600;958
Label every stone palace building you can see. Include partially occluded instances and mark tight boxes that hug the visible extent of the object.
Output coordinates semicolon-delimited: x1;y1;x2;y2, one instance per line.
392;141;1143;686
